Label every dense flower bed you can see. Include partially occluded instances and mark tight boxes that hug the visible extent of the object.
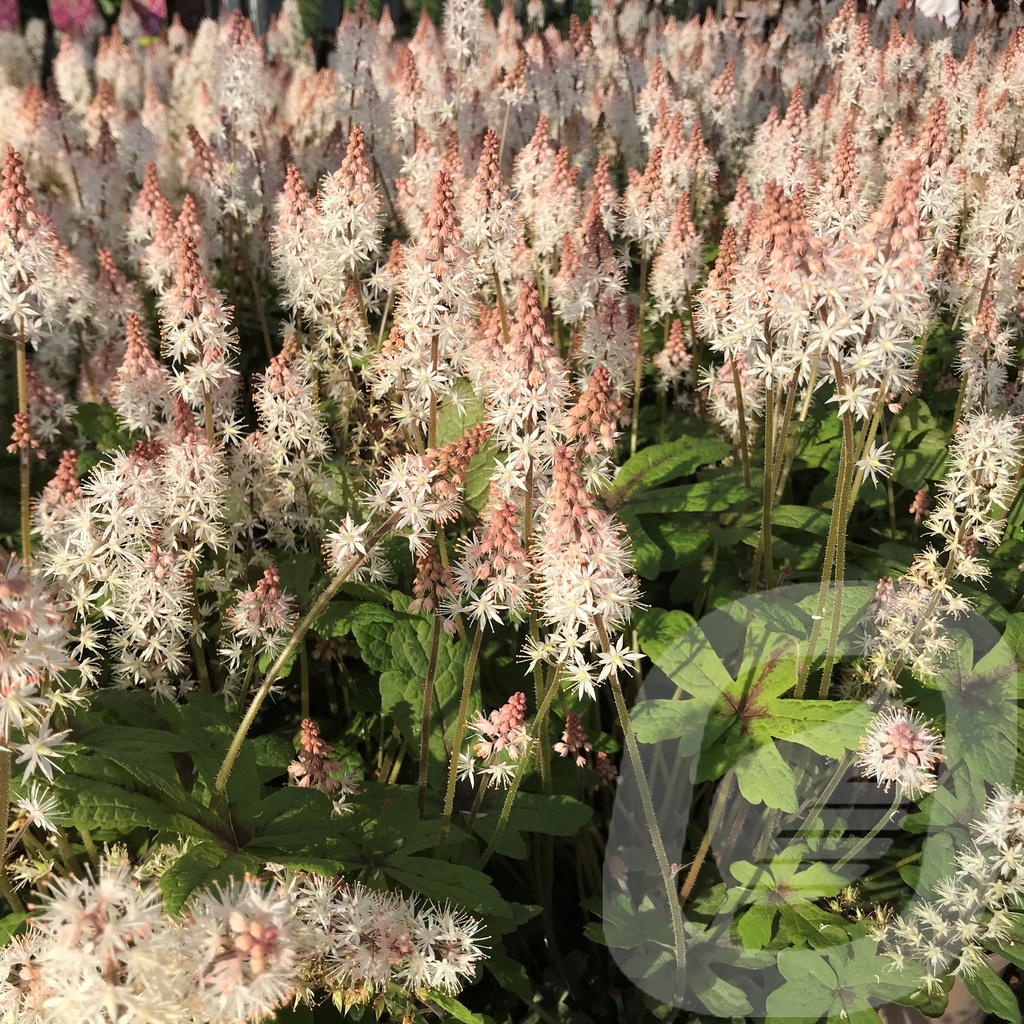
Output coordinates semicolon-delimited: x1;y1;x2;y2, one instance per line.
2;0;1024;1020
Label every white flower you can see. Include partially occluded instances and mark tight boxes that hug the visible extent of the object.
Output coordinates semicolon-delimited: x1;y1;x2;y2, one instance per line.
14;717;71;784
827;381;877;421
15;783;63;834
595;635;644;681
855;441;893;486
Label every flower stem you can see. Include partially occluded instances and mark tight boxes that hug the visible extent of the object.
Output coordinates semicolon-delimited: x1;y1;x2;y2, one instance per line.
236;652;257;711
769;379;797;500
493;271;511;349
428;333;439;452
351;269;372;348
594;616;687;1003
79;827;99;865
731;356;752;489
678;775;734;906
629;258;648;459
418;613;442;818
796;368;855;699
818;400;857;700
437;625;484;855
791;751;854;840
299;640;310;721
774;363;819;503
498;103;512;167
835;788;903;871
210;513;399;811
202;388;216;447
238;220;274;361
55;827;82;875
0;752;22;912
751;380;777;592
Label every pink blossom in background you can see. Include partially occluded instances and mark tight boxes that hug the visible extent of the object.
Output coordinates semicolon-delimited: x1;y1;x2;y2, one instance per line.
48;0;96;33
0;0;18;31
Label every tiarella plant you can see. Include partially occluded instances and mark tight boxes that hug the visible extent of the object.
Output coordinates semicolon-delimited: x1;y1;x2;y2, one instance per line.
2;0;1024;1021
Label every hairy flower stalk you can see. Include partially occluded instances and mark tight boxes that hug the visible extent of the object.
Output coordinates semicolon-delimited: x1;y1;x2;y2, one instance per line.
592;614;686;1003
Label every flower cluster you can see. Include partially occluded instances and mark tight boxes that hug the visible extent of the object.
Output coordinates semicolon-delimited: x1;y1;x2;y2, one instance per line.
288;717;360;812
856;705;944;798
0;856;486;1022
876;786;1024;990
460;691;530;789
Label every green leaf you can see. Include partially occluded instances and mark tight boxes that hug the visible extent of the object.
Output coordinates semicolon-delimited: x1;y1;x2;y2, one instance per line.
641;517;710;569
74;402;127;451
734;741;798;811
735;904;775;950
766;949;836;1018
964;963;1022;1024
275;552;319;602
639;622;736;701
779;904;851;949
891;435;949;490
434;380;494;516
382;854;511;921
316;600;393;642
250;733;297;772
606;436;731;507
159;842;250;915
635;608;697;664
632;698;712;752
76;450;102;478
297;0;322;38
434;379;484;446
618;511;664;579
0;913;26;944
376;614;473;781
620;475;751;515
697;970;756;1017
470;794;592;860
425;991;485;1024
766;700;872;759
496;792;593;836
484;942;534;1002
772;505;832;536
60;777;185;837
891;399;939;437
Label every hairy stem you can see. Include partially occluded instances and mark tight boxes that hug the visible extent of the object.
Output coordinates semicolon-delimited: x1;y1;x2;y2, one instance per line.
818;396;857;700
418;613;443;818
678;775;734;906
834;788;903;871
629;258;648;459
595;616;687;1002
437;625;484;855
731;357;752;489
0;752;22;912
